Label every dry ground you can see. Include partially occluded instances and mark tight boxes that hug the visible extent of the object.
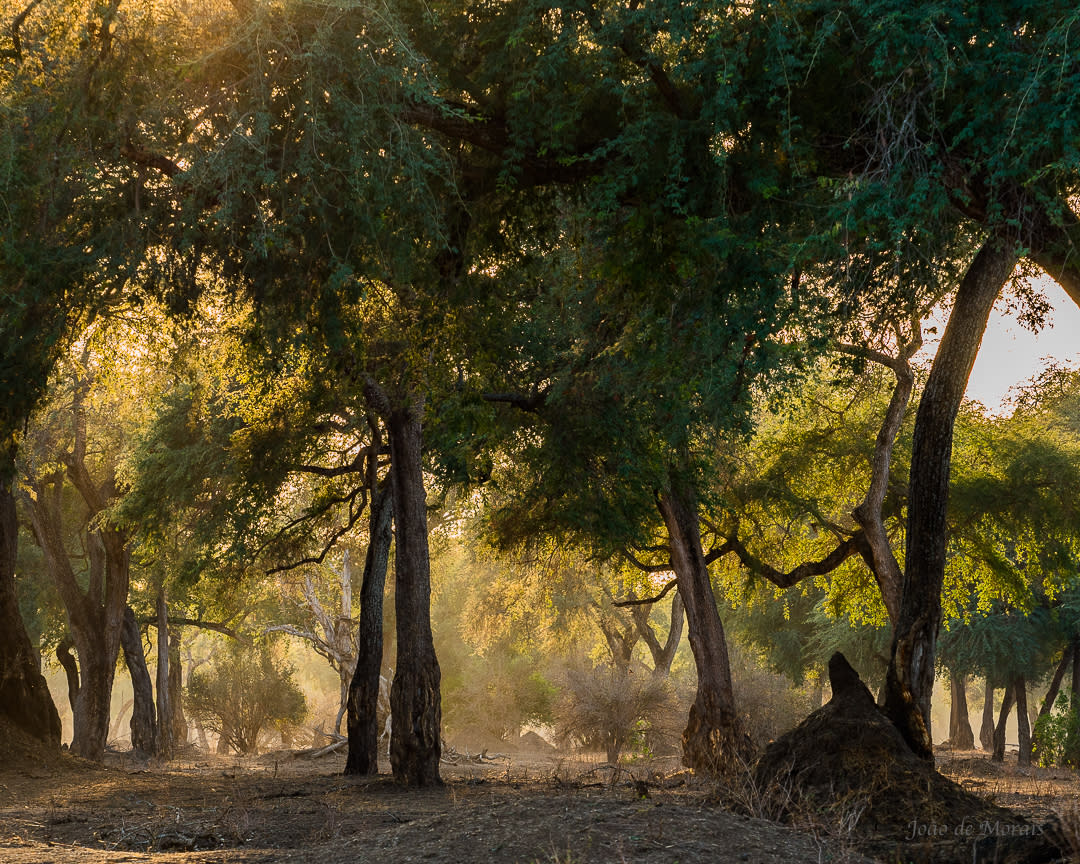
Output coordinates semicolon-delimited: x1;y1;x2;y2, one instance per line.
0;738;1076;864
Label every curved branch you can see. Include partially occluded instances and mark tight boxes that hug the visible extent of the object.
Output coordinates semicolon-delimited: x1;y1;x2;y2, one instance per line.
612;578;677;607
724;532;869;590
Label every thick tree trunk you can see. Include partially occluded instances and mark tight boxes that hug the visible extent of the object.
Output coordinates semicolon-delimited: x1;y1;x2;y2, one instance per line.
0;467;60;745
992;681;1016;763
658;479;748;775
980;680;995;751
386;404;441;786
1014;675;1031;767
948;669;975;750
156;588;171;759
120;606;157;758
345;473;393;776
884;242;1018;759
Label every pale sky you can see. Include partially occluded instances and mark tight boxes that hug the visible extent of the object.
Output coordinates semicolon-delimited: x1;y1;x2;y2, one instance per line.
921;275;1080;415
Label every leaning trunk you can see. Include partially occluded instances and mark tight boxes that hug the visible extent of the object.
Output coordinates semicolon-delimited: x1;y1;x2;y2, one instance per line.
386;404;441;786
120;606;157;758
346;474;393;776
884;242;1017;759
948;670;975;750
56;636;80;713
0;464;60;745
658;479;748;775
1033;647;1071;762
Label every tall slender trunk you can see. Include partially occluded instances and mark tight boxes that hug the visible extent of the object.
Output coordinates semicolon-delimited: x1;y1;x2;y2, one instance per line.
156;587;171;759
658;478;748;774
1014;675;1031;767
0;460;60;745
948;669;974;750
346;467;393;776
980;680;995;751
120;606;157;758
386;403;441;786
992;681;1016;762
168;630;187;748
884;241;1017;759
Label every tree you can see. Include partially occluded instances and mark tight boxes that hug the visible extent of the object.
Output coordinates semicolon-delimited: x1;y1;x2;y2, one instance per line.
186;641;306;755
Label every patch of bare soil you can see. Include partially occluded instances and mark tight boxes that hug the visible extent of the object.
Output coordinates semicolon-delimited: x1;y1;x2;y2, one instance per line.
0;728;877;864
2;713;1077;864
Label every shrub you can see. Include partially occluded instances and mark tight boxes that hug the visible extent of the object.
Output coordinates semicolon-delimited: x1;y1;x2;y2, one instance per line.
553;662;679;763
186;642;306;755
1033;693;1080;768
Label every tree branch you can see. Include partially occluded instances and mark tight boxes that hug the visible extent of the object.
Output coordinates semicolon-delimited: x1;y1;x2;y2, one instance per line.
1;0;45;63
612;578;677;607
724;532;869;589
142;617;250;643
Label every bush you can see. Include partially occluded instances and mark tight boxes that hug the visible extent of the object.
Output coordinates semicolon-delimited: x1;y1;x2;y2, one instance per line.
1033;693;1080;768
186;642;307;755
553;662;680;763
442;652;556;746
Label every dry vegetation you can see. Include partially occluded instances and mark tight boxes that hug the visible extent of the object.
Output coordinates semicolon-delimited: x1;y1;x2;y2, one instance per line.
1;718;1077;864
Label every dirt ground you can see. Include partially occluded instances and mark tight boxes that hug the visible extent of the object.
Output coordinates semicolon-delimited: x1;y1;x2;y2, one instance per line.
0;738;1076;864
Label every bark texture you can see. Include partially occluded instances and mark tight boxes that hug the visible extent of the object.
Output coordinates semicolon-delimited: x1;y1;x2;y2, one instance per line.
980;681;995;751
120;606;157;758
155;588;171;759
948;670;975;750
884;241;1018;759
1014;675;1031;767
992;681;1016;763
345;468;393;776
658;479;748;775
387;404;441;786
0;466;60;745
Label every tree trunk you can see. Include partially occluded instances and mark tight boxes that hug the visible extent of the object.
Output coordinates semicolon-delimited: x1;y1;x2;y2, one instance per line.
980;680;995;751
346;470;393;776
948;669;975;750
168;630;187;748
120;606;157;758
658;478;748;775
632;591;684;679
0;463;60;745
56;636;80;713
386;403;441;786
1033;647;1070;762
1014;674;1031;767
992;680;1016;763
884;241;1018;759
156;587;171;759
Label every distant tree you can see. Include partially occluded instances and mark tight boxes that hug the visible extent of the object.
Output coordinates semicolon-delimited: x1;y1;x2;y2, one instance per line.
186;641;306;755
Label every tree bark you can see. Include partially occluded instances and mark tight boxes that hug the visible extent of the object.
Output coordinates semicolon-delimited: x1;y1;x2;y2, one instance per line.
992;680;1015;763
0;460;60;745
386;403;441;786
658;478;748;775
980;680;995;751
120;606;157;758
345;468;393;776
156;587;171;759
883;241;1018;759
56;636;80;713
947;669;975;750
1014;674;1031;767
168;629;187;748
633;591;684;679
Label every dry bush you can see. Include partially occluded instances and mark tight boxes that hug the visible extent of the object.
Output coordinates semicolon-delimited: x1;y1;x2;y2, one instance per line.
730;643;818;748
552;662;681;763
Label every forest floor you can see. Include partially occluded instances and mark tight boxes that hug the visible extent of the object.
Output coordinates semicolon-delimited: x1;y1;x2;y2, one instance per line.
1;727;1078;864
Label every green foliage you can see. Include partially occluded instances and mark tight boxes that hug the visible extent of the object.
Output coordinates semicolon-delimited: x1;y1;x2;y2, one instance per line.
186;641;307;755
1033;693;1080;768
